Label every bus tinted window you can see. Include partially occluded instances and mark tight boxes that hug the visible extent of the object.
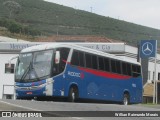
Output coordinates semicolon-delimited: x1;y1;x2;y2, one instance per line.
85;53;92;68
132;65;141;73
122;62;132;76
132;64;141;77
116;61;121;74
127;63;132;76
132;65;138;73
71;50;79;66
92;55;98;69
137;66;141;73
111;59;116;73
104;58;110;72
122;62;128;76
98;57;104;71
53;48;70;76
79;51;85;67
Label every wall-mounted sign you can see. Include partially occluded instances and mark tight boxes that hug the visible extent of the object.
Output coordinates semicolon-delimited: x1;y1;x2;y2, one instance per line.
0;42;125;53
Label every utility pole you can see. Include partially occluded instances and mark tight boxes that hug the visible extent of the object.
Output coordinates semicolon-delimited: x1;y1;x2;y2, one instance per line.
56;15;59;36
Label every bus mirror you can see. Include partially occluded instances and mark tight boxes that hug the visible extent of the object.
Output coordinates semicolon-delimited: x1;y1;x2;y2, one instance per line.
55;51;60;64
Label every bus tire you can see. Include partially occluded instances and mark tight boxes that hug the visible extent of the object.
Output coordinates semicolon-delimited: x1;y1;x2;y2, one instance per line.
68;86;79;102
123;93;130;105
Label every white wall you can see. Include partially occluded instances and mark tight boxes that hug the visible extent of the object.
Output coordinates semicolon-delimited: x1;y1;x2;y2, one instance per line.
148;59;160;83
0;54;17;99
125;45;138;54
0;36;28;42
0;43;159;99
125;45;160;83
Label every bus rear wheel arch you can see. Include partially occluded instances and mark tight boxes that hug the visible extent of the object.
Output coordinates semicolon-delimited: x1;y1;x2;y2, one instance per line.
68;85;79;102
122;92;130;105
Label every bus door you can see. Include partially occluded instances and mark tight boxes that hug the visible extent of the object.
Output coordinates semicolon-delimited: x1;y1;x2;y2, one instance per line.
52;48;70;97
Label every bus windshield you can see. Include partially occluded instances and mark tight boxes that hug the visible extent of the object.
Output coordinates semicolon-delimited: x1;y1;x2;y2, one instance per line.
15;50;53;82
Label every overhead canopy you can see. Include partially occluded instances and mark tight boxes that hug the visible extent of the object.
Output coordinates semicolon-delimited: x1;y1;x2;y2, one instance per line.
0;42;125;53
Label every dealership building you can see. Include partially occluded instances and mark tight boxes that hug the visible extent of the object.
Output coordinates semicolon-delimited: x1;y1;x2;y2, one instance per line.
0;36;160;103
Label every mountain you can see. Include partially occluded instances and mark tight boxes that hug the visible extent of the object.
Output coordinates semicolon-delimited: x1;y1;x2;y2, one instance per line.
0;0;160;47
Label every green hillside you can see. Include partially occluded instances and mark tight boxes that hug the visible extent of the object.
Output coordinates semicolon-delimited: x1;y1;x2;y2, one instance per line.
0;0;160;46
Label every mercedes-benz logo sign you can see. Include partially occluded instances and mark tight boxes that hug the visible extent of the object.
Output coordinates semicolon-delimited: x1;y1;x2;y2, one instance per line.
142;42;153;55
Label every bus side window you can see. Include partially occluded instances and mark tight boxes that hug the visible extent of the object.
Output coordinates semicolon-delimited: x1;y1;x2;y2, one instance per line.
116;61;121;74
92;55;98;69
79;52;85;67
104;57;110;72
127;63;132;76
132;64;141;77
59;48;70;72
111;59;116;73
122;62;127;75
71;50;85;67
98;57;104;71
85;53;92;68
122;62;132;76
71;50;79;66
53;48;70;75
137;66;141;73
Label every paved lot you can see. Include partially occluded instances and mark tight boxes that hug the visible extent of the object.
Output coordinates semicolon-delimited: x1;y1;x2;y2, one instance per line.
138;104;160;109
0;99;160;120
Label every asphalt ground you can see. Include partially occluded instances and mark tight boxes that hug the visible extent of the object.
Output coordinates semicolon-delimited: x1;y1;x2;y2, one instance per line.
0;99;160;120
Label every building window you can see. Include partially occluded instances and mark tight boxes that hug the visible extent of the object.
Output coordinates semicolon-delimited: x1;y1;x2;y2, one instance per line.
5;64;15;74
6;95;12;99
158;73;160;80
148;71;151;80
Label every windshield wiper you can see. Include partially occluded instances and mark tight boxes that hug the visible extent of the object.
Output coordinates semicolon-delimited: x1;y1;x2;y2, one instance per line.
19;61;32;82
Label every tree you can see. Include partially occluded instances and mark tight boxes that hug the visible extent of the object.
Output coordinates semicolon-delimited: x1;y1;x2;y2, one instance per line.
8;21;22;33
3;0;21;19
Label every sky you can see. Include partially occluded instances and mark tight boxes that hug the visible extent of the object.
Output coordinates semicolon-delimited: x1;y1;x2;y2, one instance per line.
44;0;160;30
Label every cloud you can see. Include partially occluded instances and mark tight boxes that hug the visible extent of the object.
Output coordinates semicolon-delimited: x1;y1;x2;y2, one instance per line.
44;0;107;12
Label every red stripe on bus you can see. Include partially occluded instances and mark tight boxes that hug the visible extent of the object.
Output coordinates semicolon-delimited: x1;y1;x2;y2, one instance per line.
63;60;70;64
78;67;131;80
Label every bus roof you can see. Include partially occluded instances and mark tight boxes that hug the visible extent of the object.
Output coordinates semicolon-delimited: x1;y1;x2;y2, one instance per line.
21;43;140;65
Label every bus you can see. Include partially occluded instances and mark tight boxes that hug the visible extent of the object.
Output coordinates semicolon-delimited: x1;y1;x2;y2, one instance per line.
15;43;142;105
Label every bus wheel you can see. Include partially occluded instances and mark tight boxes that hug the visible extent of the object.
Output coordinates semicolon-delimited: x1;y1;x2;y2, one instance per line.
123;93;129;105
68;86;79;102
